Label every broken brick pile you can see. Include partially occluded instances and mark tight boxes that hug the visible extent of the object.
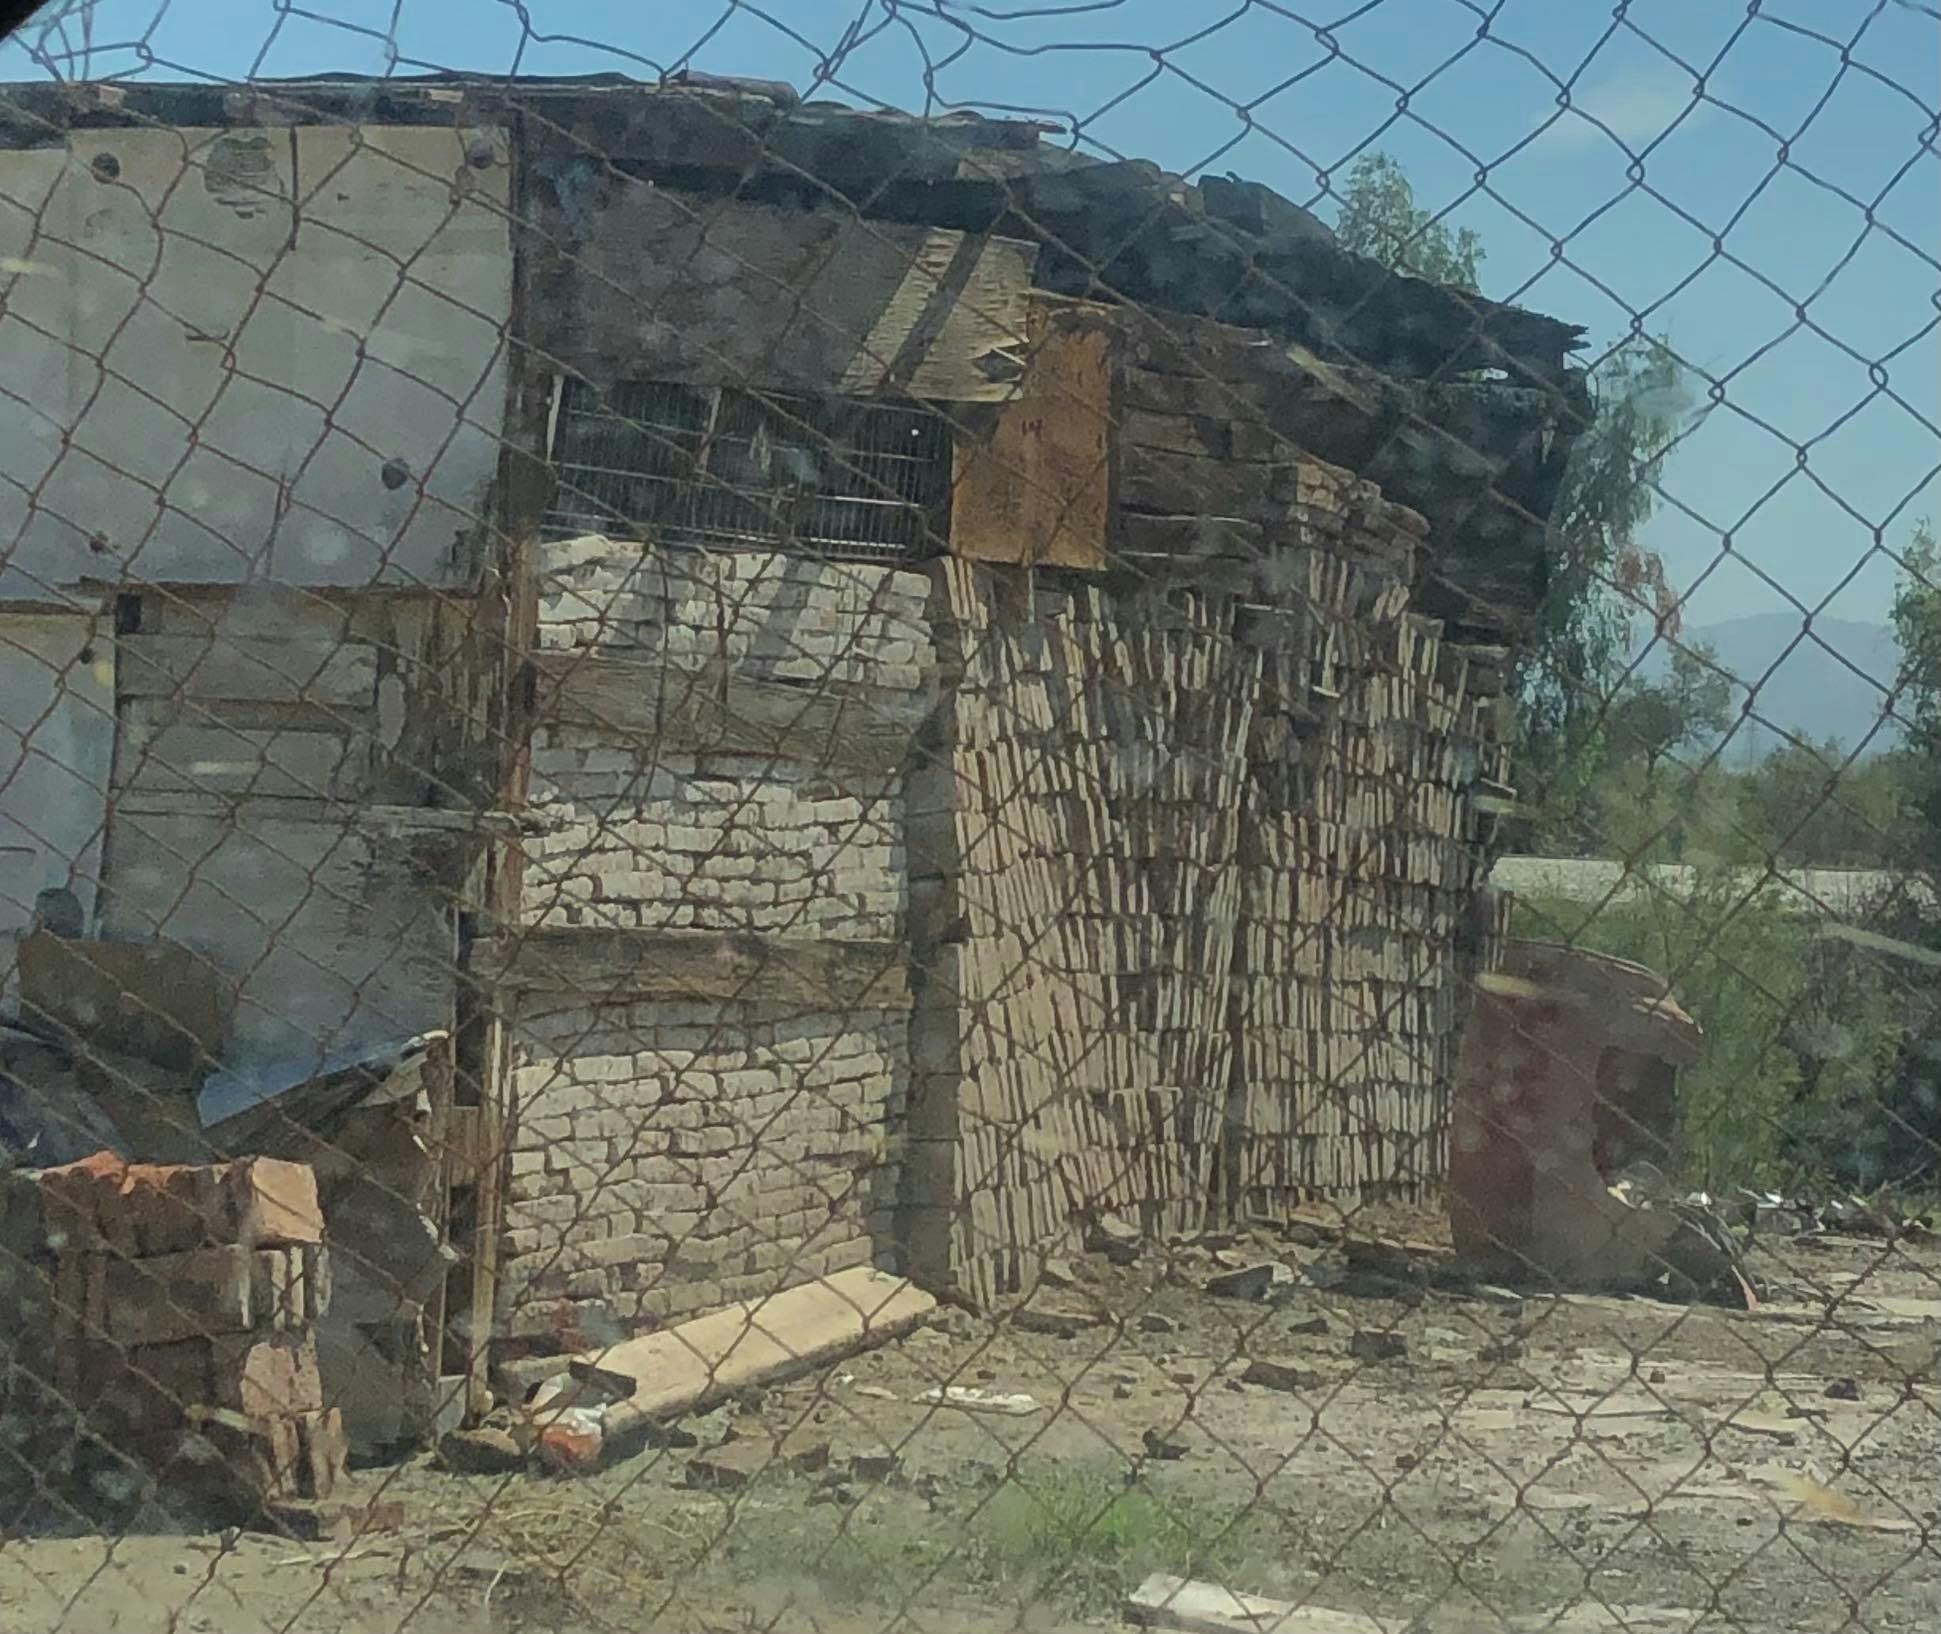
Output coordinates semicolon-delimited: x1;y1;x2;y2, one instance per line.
0;1153;346;1518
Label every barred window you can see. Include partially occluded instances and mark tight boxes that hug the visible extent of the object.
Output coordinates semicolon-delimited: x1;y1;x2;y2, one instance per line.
540;379;952;565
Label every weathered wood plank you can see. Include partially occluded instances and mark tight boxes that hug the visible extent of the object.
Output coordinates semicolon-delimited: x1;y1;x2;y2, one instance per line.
113;722;364;800
529;1268;934;1464
105;790;519;839
119;635;379;707
950;306;1113;569
1119;408;1288;464
1119;444;1283;520
528;187;1037;402
532;653;927;772
1115;513;1265;562
484;928;911;1010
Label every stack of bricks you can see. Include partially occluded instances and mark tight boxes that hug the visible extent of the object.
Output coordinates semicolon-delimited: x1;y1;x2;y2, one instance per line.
0;1153;345;1519
901;561;1257;1305
524;535;930;942
897;323;1519;1299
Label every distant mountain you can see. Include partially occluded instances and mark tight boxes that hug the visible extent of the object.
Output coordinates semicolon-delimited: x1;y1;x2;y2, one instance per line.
1637;612;1904;759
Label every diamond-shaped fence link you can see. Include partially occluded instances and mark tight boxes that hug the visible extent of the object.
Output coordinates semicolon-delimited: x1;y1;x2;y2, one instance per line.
0;2;1935;1631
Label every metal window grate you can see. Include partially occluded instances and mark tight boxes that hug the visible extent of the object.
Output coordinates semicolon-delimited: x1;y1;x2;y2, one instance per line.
541;379;951;564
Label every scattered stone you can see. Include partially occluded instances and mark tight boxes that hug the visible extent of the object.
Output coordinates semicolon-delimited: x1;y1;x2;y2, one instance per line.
685;1439;771;1490
1014;1301;1102;1339
260;1498;404;1544
1167;1370;1197;1387
779;1434;832;1475
438;1427;525;1475
1242;1357;1320;1393
1824;1377;1861;1401
1284;1314;1330;1337
1087;1218;1142;1265
1141;1426;1191;1461
1137;1311;1180;1335
1205;1262;1278;1301
1038;1258;1083;1291
639;1420;701;1450
1648;1368;1668;1386
919;1386;1040;1416
1478;1340;1523;1364
1348;1331;1408;1364
847;1449;901;1482
1336;1271;1428;1306
1114;1384;1135;1401
930;1306;977;1340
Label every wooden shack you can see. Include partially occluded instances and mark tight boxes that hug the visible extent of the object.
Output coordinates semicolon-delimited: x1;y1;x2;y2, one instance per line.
0;75;1588;1396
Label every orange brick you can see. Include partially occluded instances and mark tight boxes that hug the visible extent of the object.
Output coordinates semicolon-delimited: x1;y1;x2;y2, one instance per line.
213;1334;325;1418
37;1152;123;1255
223;1160;323;1251
115;1159;323;1256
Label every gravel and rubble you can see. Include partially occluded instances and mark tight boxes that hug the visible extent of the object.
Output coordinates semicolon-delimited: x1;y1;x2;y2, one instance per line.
3;1202;1932;1634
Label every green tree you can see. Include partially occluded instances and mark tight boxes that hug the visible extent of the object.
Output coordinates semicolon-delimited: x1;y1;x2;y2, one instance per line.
1331;155;1693;854
1890;518;1941;863
1735;740;1910;867
1604;641;1734;779
1332;153;1485;292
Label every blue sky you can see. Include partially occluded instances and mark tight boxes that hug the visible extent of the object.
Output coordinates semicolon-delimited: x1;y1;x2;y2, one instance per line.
6;0;1937;637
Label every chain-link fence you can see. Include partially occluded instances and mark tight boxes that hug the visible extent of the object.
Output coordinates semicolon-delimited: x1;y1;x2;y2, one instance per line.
0;3;1935;1631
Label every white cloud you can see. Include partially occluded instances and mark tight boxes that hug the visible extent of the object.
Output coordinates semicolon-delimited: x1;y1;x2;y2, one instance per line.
1536;68;1708;154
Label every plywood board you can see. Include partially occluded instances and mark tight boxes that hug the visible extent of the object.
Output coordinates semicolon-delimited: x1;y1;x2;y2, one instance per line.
113;721;363;800
950;309;1112;569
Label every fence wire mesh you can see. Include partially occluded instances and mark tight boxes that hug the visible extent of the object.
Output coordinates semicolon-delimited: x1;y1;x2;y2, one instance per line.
0;2;1936;1632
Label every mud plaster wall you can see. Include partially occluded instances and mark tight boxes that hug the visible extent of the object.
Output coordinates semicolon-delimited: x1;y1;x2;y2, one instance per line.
500;538;932;1338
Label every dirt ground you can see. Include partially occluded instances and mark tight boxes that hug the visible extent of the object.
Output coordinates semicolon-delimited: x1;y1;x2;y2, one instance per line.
2;1211;1936;1634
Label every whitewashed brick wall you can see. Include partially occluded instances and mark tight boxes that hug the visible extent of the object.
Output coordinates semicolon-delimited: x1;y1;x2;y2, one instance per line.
500;998;907;1340
522;747;905;940
506;536;931;1342
536;535;931;693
